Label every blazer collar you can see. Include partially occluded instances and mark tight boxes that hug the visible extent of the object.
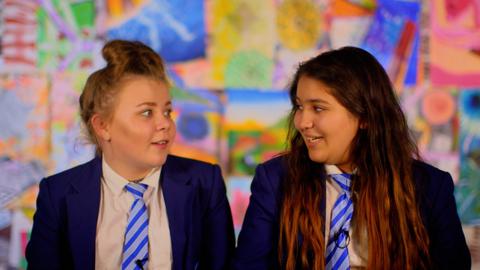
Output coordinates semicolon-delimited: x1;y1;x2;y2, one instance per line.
64;155;194;269
65;156;102;269
161;155;193;270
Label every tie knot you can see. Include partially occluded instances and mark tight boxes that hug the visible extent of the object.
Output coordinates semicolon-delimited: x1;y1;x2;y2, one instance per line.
330;173;352;192
125;183;148;199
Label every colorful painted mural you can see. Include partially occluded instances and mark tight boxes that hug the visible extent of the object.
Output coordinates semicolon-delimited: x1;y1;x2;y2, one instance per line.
1;0;479;268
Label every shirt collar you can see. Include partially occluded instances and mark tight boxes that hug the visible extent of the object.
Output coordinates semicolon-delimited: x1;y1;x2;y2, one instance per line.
325;164;343;175
324;164;357;175
140;167;161;189
102;157;161;196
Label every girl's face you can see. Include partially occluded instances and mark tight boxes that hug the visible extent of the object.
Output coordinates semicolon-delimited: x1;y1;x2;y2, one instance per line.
293;75;359;173
100;76;176;180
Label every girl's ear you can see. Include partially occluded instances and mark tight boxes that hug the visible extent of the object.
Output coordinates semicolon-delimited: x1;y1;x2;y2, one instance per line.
91;114;111;142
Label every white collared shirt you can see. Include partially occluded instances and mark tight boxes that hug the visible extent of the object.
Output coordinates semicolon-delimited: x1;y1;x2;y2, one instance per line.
95;159;172;270
325;164;367;269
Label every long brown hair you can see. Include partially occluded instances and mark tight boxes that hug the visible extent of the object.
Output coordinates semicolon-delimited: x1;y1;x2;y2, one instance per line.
279;46;430;269
79;40;169;155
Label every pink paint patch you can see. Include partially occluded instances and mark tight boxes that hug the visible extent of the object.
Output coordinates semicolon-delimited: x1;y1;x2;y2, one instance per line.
422;90;456;125
431;66;480;88
21;230;29;256
444;0;472;19
231;190;250;228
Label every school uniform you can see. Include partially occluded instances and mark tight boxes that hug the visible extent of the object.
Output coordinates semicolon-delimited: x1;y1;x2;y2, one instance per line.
26;155;235;270
232;155;471;269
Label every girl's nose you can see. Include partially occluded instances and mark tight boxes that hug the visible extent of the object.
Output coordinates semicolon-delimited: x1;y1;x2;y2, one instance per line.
297;111;314;131
156;116;171;131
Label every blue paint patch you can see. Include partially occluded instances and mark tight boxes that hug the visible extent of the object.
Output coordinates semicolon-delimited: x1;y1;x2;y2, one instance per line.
0;157;45;208
0;90;32;139
107;0;205;63
460;90;480;119
177;113;209;140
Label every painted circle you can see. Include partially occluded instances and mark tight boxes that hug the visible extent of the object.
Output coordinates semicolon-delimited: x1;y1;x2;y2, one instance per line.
421;90;456;125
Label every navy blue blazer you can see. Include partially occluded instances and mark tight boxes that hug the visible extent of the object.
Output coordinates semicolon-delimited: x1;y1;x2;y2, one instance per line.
232;156;471;270
26;155;235;270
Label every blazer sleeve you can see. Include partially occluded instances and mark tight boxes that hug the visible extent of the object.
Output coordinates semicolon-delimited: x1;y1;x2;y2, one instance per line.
426;171;471;269
199;164;235;270
26;178;63;270
232;162;281;270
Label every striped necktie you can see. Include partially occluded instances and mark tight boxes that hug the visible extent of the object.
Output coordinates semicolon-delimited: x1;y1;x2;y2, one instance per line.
122;183;149;270
326;173;353;270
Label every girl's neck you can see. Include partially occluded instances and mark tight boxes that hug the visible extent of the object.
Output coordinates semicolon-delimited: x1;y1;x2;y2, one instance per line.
103;154;152;181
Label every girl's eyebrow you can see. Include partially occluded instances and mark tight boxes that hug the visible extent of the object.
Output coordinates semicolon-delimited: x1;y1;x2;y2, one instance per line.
296;96;329;105
136;100;172;107
136;102;156;107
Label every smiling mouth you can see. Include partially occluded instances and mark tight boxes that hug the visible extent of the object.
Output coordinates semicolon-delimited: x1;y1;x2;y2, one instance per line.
305;136;323;143
152;140;169;145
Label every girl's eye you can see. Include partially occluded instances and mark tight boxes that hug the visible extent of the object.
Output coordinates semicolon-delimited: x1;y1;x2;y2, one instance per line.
294;104;304;111
163;109;172;118
141;110;152;117
314;106;323;112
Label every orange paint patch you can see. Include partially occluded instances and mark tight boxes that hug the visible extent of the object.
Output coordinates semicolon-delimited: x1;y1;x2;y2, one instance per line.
422;90;456;125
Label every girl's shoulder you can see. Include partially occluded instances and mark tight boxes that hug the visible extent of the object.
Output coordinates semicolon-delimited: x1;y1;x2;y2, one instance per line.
260;154;288;171
251;155;288;192
412;159;452;185
163;154;225;190
412;159;455;208
44;157;100;185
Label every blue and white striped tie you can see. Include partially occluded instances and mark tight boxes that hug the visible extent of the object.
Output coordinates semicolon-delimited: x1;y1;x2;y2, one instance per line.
326;173;353;270
122;183;149;270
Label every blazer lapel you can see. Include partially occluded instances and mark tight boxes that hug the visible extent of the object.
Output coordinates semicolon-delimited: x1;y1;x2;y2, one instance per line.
321;171;328;237
65;157;102;269
161;155;193;270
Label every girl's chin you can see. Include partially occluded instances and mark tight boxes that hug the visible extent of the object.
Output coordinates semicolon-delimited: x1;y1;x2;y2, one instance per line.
307;152;326;164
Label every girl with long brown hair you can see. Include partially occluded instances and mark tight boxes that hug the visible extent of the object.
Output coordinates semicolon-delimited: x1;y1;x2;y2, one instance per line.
232;46;470;269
